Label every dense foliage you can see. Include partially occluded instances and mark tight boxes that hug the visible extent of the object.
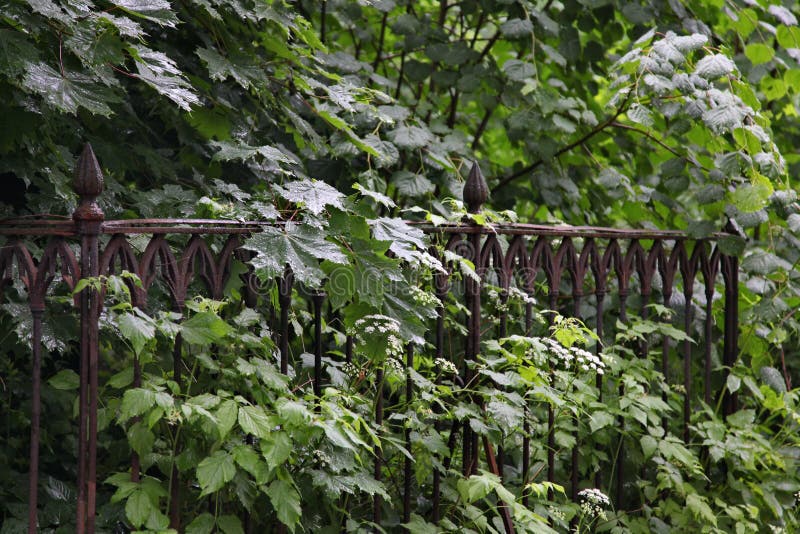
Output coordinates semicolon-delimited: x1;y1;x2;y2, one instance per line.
2;0;800;532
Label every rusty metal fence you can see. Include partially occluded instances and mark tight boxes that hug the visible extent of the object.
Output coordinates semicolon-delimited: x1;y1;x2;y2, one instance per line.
0;145;739;533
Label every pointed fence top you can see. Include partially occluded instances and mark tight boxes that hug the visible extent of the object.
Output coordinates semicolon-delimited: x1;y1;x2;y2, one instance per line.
463;161;489;214
72;143;105;222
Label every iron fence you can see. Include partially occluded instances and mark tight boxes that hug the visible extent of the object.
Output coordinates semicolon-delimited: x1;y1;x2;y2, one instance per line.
0;145;740;533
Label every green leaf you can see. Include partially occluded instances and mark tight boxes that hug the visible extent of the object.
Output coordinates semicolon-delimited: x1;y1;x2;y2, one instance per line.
777;25;800;48
197;450;236;495
181;311;232;346
745;43;775;65
369;217;427;262
215;400;238;440
641;435;658;459
48;369;79;390
694;54;736;79
120;388;156;422
262;431;293;470
388;125;434;150
731;182;773;213
393;171;435;197
125;489;153;528
129;45;199;110
210;140;299;166
238;405;271;439
111;0;179;27
186;513;215;534
22;63;118;116
502;60;536;82
127;421;155;456
266;479;302;531
244;223;347;286
500;18;533;38
275;179;345;215
686;493;717;526
760;366;787;393
118;310;156;356
196;47;260;89
217;515;245;534
627;103;653;127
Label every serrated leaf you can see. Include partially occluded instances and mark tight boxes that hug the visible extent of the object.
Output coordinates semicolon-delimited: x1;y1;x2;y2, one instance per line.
694;54;736;79
262;431;293;470
730;182;773;213
500;18;533;38
129;45;198;110
125;489;153;528
388;125;434;149
215;400;238;440
196;47;261;89
186;513;215;534
217;515;245;534
120;388;156;422
244;223;346;286
23;63;118;116
745;43;774;65
210;140;298;165
111;0;178;26
502;59;536;82
760;366;787;393
275;179;344;215
238;405;271;438
627;103;654;127
48;369;79;390
197;450;236;495
369;217;427;262
127;421;155;456
118;310;156;356
777;25;800;48
181;311;232;346
267;479;302;531
393;171;435;197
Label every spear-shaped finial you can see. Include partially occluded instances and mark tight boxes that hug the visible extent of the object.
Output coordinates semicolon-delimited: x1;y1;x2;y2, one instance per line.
463;161;489;214
72;143;105;222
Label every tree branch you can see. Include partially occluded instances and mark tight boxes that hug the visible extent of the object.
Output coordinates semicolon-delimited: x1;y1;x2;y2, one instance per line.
609;122;709;171
492;98;630;193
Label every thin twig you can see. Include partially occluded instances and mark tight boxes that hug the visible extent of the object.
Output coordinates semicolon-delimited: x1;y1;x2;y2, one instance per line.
609;121;709;171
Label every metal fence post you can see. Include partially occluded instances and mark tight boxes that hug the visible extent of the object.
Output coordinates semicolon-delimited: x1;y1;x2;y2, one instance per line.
72;144;104;534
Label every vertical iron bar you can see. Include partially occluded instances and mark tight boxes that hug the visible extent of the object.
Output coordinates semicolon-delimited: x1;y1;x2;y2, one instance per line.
571;294;581;504
432;285;446;523
547;291;557;488
313;291;325;401
403;345;413;524
594;288;605;490
279;268;293;375
683;283;694;442
374;368;384;526
521;296;534;506
73;144;104;534
704;283;714;407
28;308;43;534
722;255;739;416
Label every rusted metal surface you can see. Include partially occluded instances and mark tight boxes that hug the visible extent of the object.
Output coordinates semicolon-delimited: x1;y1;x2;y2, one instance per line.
0;145;743;532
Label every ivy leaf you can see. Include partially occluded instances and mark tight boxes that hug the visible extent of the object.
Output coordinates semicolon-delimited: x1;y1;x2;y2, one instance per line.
181;311;232;346
266;479;302;531
22;63;118;116
694;54;736;79
197;450;236;495
128;45;199;110
111;0;179;27
275;179;345;215
244;223;347;286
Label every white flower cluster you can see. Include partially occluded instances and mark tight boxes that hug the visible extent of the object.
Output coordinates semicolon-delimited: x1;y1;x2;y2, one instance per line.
434;357;458;375
539;338;606;374
507;286;537;305
548;506;566;521
409;285;441;307
385;357;405;375
313;449;330;466
795;490;800;502
578;488;610;520
342;362;358;377
353;314;404;358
